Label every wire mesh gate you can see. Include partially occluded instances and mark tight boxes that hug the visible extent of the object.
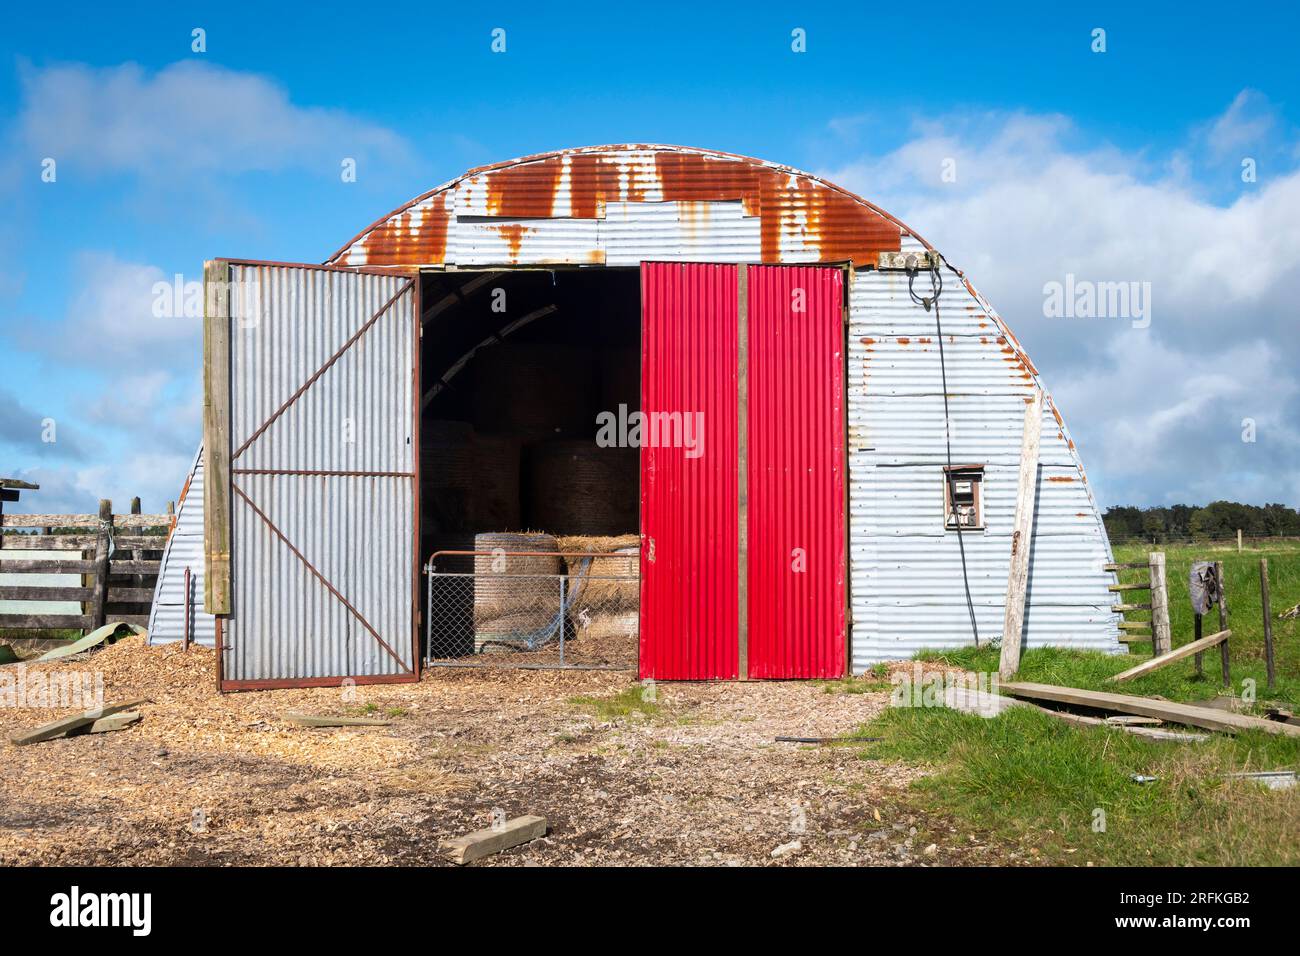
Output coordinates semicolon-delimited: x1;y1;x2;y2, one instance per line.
424;550;639;670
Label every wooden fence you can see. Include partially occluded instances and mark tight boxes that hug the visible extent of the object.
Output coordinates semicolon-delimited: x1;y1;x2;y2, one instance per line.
0;499;172;634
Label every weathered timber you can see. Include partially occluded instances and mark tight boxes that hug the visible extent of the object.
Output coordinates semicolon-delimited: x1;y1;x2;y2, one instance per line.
203;259;232;615
1108;630;1230;683
998;387;1042;681
9;699;147;746
443;815;548;865
1000;682;1300;737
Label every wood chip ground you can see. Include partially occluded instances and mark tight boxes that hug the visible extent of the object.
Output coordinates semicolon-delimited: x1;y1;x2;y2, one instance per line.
0;638;1023;866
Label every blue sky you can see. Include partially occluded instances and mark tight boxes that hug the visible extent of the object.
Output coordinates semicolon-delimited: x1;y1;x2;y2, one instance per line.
2;1;1298;514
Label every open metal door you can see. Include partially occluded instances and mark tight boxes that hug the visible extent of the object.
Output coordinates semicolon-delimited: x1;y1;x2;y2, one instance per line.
211;261;419;690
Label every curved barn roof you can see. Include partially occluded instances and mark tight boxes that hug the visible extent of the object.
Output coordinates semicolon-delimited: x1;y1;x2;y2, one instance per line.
323;143;1101;498
326;144;940;269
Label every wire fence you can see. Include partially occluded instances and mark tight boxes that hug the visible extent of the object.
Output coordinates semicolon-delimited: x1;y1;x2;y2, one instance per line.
424;550;638;670
1107;533;1300;549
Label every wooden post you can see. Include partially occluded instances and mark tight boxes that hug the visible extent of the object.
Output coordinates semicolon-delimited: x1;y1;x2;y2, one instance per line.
1148;551;1171;656
88;499;113;632
999;389;1043;680
736;263;748;681
1260;558;1275;694
130;496;144;616
203;259;232;615
1237;529;1243;553
1216;560;1230;688
1193;613;1204;677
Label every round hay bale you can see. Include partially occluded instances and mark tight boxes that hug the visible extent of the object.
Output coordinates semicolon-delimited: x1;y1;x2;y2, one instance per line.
524;440;638;535
568;546;639;613
472;344;596;440
472;433;521;531
471;532;562;627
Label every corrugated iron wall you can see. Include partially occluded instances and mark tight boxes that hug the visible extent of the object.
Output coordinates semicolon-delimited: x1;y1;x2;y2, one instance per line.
746;266;846;678
639;262;739;680
847;260;1121;670
328;146;903;270
147;445;216;646
223;264;418;687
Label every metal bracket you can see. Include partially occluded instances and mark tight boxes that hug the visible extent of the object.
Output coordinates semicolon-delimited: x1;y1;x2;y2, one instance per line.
876;250;943;272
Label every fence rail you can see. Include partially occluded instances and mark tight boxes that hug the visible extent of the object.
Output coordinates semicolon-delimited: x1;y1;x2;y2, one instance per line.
425;549;638;670
0;499;171;634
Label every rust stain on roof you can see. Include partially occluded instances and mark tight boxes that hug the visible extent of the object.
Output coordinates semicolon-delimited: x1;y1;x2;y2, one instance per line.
331;145;903;268
485;156;563;218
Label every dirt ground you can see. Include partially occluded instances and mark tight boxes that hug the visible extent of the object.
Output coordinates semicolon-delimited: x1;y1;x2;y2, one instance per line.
0;638;1017;866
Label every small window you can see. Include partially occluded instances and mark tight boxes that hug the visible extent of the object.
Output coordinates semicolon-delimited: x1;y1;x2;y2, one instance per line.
943;465;985;530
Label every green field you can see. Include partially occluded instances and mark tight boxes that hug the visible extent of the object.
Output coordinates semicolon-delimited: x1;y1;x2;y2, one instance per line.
856;538;1300;866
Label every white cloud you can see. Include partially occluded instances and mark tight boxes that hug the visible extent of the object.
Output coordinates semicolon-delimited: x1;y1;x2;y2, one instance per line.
17;252;201;366
15;59;410;178
821;95;1300;506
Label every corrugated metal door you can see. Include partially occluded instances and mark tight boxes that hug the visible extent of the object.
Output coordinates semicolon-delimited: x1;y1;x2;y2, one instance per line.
223;262;419;689
639;262;739;679
746;266;846;677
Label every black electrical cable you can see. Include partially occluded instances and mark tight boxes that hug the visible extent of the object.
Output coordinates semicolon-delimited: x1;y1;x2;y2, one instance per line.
909;263;981;646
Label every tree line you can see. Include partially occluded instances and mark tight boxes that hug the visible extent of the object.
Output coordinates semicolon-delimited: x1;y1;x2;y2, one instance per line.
1103;501;1300;541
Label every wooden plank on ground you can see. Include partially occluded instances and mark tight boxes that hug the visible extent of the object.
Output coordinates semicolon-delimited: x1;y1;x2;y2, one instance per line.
998;387;1042;681
943;687;1205;741
9;699;147;746
1000;682;1300;737
443;815;548;865
1108;629;1230;683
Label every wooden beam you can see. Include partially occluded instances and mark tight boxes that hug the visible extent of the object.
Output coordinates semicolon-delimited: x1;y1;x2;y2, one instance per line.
1108;582;1152;592
1216;560;1230;688
1109;629;1230;683
203;259;232;615
1000;681;1300;737
88;499;112;632
1;513;170;529
0;586;93;602
9;699;147;746
443;815;548;865
998;388;1042;680
0;559;96;574
1148;551;1172;655
1112;602;1152;612
0;613;94;629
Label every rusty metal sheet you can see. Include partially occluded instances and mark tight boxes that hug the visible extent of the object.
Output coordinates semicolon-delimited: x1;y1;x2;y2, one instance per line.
328;145;904;268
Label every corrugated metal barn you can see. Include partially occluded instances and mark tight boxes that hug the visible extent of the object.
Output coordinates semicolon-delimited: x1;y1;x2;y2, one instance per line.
152;144;1122;689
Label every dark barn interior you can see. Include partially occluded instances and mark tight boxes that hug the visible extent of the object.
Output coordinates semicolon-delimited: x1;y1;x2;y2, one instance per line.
417;268;642;559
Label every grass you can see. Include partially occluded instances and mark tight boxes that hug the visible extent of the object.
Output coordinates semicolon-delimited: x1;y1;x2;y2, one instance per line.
856;538;1300;865
569;685;660;720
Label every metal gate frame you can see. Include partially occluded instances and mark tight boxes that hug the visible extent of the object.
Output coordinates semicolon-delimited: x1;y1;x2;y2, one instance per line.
207;259;422;691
